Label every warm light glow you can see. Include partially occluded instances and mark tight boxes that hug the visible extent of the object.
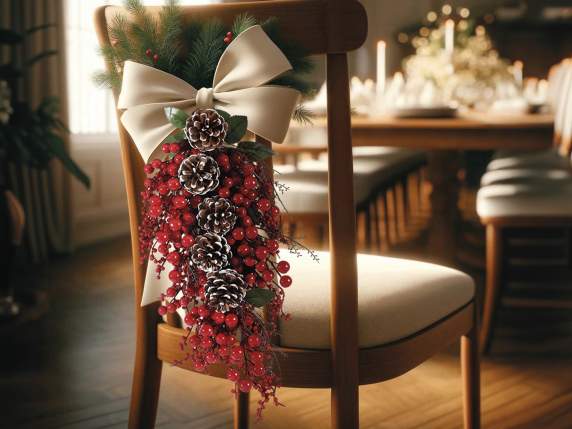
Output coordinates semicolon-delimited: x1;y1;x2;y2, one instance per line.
427;11;438;22
444;19;455;56
398;32;409;44
513;60;524;86
475;25;486;36
376;41;386;96
442;4;452;15
459;7;470;18
420;27;430;37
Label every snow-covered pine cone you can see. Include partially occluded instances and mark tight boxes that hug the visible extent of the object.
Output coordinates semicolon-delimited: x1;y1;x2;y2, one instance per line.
204;269;247;312
184;109;228;152
197;197;237;235
178;153;220;195
190;232;231;273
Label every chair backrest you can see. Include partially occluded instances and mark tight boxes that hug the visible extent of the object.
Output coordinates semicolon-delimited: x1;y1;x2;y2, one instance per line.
553;61;572;157
94;0;367;410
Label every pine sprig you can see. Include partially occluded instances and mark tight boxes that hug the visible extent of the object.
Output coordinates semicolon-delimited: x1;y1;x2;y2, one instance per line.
182;20;226;89
231;13;257;36
157;0;183;74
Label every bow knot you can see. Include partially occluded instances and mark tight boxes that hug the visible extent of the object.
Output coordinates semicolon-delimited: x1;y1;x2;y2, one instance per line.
196;87;214;109
117;25;300;163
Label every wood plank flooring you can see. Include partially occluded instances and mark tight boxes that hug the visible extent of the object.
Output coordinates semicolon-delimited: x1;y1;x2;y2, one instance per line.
1;197;572;427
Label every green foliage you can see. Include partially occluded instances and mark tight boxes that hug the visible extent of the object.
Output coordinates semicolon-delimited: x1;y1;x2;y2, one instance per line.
225;115;247;144
231;13;256;36
164;106;189;128
245;288;275;307
235;141;275;161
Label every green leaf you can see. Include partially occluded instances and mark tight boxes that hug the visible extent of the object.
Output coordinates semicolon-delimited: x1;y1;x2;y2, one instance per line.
245;288;275;307
226;115;247;144
215;109;231;122
236;141;275;162
163;130;185;143
164;107;189;129
46;135;91;188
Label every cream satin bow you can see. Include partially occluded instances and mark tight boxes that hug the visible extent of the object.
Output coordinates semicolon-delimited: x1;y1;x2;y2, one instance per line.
118;25;300;163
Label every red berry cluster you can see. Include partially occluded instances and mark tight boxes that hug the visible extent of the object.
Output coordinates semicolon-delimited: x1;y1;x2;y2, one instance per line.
145;47;159;64
138;136;293;414
223;31;233;44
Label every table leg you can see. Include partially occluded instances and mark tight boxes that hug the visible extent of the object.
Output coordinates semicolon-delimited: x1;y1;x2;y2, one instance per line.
426;150;462;265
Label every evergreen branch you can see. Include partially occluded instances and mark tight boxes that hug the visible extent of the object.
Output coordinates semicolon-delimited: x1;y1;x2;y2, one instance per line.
158;0;183;74
182;20;226;88
124;0;159;60
270;72;314;95
292;104;314;125
231;13;257;36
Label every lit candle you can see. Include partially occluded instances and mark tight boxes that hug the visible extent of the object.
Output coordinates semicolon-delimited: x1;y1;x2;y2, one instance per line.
513;60;523;87
445;19;455;56
376;40;386;96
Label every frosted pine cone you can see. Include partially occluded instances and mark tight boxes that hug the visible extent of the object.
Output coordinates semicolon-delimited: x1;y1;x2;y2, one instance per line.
178;154;220;195
190;232;231;273
184;109;228;152
205;269;246;312
197;197;237;235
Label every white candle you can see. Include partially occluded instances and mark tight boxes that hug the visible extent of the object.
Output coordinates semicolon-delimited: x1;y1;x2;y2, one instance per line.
376;40;386;96
513;61;523;87
445;19;455;56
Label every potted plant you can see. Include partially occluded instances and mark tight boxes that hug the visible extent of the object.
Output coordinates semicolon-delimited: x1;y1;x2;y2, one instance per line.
0;26;90;318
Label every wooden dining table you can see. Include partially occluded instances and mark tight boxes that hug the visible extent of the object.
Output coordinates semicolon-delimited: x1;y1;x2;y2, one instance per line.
275;112;554;264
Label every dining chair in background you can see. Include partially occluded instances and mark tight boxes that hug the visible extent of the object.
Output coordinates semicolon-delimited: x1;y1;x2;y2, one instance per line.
95;1;480;428
477;59;572;353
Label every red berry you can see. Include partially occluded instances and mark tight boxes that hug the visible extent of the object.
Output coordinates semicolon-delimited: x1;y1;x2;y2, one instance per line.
245;226;258;240
226;31;233;37
218;187;231;198
145;48;152;57
184;313;196;325
167;178;180;191
180;296;190;307
200;324;214;337
257;198;271;212
262;271;274;282
168;270;181;282
245;272;257;285
255;262;267;272
158;305;167;316
212;311;226;325
230;346;244;361
181;234;194;247
167;163;178;176
249;351;264;364
232;227;245;241
280;275;292;288
182;211;195;225
157;183;169;195
151;159;162;169
232;193;245;205
172;195;186;208
237;243;251;257
270;206;280;217
189;335;200;347
277;260;290;273
255;246;268;260
244;257;257;267
242;163;255;175
215;332;228;345
200;337;213;349
216;153;230;166
243;175;257;189
167;303;177;313
267;239;279;252
153;53;159;63
247;334;261;348
219;346;230;357
227;368;240;382
242;216;254;227
168;217;182;231
148;205;162;218
223;36;231;44
253;365;265;377
190;195;202;208
223;177;234;188
166;286;177;297
156;231;169;243
161;143;171;153
238;379;252;393
194;360;206;372
198;306;210;318
225;313;239;329
144;164;154;174
205;352;218;364
169;143;180;153
173;153;185;164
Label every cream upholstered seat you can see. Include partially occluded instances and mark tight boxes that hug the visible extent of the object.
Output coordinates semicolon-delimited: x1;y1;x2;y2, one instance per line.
480;167;572;186
476;183;572;218
486;149;570;172
279;251;474;349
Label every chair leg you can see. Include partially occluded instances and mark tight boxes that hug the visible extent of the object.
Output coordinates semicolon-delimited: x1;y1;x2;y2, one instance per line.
461;305;481;429
331;385;359;429
400;177;410;225
372;196;382;252
382;192;391;246
481;224;504;354
365;203;372;251
128;305;163;429
234;391;250;429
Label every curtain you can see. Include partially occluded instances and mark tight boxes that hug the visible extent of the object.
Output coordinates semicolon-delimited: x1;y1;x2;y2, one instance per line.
0;0;72;262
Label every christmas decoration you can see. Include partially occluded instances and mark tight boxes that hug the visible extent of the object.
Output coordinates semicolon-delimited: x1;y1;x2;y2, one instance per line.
178;153;220;195
185;109;228;152
97;0;319;417
197;197;237;235
190;232;232;273
204;268;247;312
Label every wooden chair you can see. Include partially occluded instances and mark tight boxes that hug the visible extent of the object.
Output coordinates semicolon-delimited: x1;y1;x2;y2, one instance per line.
477;60;572;353
95;1;480;428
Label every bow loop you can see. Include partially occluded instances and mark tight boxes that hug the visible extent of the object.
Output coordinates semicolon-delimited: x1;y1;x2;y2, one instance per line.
118;25;300;163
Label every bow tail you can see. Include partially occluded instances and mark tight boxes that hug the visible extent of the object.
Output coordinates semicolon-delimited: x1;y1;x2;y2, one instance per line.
215;86;300;143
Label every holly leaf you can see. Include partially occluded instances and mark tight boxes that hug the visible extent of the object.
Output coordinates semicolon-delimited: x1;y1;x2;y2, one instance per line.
163;130;186;144
226;115;247;144
245;289;275;307
236;141;275;161
215;109;231;122
164;107;189;129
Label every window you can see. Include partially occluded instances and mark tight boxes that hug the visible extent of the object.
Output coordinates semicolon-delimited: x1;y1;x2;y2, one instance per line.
65;0;216;136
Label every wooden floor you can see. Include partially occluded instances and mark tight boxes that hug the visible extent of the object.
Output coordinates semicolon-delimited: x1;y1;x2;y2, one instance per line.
1;197;572;428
